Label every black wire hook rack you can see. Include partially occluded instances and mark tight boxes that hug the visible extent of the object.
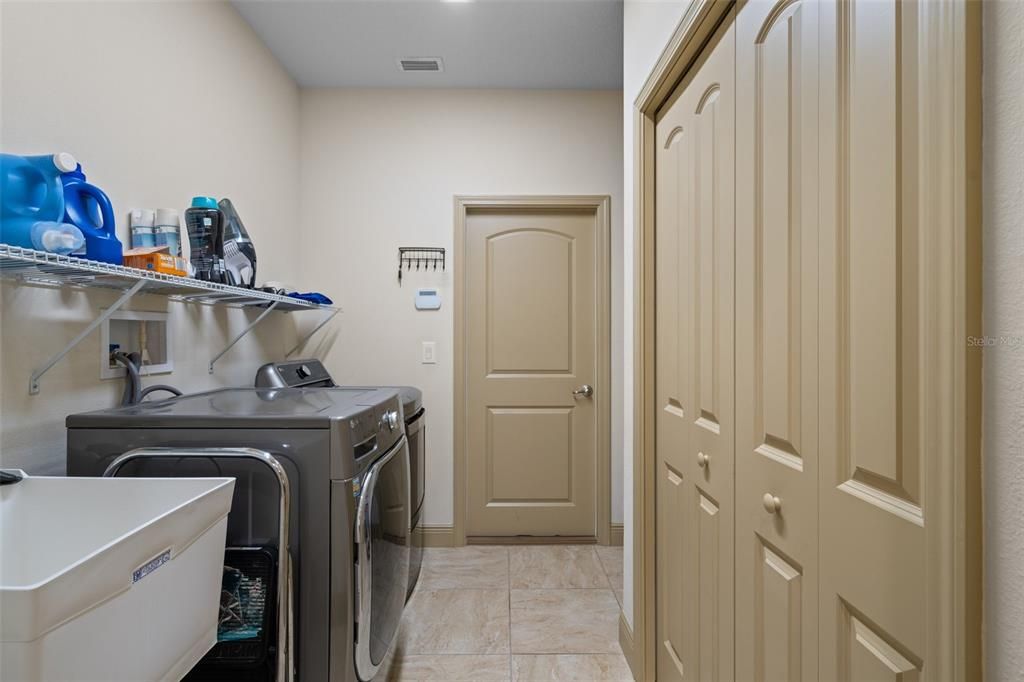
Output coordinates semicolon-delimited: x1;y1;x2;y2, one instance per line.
398;247;445;285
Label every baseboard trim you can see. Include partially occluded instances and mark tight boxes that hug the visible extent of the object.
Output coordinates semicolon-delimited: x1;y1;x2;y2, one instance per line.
609;522;624;546
619;611;638;681
421;525;456;548
426;524;619;547
467;535;597;545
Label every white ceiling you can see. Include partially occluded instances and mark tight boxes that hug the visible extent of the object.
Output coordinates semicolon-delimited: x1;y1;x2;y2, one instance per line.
231;0;623;89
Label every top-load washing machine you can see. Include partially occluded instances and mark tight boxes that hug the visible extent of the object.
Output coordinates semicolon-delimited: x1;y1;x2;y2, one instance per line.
66;362;411;682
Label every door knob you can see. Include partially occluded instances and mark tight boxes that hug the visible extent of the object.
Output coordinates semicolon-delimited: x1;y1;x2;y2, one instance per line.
573;384;594;399
762;493;782;514
697;452;709;468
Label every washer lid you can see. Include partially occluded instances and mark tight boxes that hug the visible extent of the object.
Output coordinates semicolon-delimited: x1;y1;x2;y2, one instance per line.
344;385;422;418
66;387;383;429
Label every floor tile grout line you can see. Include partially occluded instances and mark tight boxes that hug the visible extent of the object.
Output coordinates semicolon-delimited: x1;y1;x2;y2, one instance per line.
397;653;513;656
594;544;623;588
404;546;625;679
511;651;628;656
507;545;513;681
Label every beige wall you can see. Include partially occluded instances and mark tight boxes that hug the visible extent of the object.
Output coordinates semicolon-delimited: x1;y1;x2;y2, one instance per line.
0;1;302;473
983;1;1024;678
622;0;693;629
298;88;623;528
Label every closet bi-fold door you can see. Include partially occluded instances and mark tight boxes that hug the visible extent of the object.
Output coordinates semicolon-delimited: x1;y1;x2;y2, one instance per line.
654;12;735;682
735;1;821;680
817;0;965;678
734;0;974;679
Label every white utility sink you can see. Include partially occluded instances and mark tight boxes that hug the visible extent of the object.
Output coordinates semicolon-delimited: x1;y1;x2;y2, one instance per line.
0;472;235;682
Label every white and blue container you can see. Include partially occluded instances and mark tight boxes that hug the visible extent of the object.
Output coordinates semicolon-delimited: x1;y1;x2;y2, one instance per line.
154;208;182;258
129;209;156;248
0;153;85;255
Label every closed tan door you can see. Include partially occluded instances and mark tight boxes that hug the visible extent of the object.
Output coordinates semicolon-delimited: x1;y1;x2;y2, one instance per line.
733;0;969;679
735;0;821;679
647;1;978;679
462;201;607;537
654;13;735;682
817;0;949;677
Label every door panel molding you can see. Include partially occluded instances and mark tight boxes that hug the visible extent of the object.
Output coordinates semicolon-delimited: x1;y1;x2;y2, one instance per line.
454;195;612;545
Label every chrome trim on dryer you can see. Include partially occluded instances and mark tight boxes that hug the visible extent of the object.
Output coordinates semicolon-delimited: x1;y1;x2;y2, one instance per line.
353;437;410;681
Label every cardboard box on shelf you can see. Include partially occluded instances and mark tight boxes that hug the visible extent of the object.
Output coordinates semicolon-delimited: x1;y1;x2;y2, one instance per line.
123;246;187;277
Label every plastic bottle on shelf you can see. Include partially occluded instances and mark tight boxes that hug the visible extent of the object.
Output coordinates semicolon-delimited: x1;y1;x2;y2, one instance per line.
183;196;225;282
130;209;156;248
154;208;182;257
0;152;86;254
60;163;123;264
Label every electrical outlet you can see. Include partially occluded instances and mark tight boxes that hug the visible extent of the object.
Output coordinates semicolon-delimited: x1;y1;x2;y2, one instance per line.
421;341;437;364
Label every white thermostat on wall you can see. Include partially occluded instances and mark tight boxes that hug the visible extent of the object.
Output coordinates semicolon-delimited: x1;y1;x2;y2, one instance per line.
415;288;441;310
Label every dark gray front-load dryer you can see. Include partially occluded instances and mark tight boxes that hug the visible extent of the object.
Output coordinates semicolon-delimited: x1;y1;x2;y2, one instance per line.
66;386;410;682
255;360;427;601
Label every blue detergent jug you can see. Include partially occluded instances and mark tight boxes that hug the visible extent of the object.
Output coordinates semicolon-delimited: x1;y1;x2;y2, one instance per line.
0;153;86;254
61;164;123;264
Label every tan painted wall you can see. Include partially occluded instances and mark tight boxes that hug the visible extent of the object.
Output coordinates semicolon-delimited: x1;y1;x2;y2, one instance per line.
0;1;302;473
982;1;1024;677
298;88;623;527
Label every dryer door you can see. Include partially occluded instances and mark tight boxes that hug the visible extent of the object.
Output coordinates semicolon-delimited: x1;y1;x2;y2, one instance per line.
354;439;410;680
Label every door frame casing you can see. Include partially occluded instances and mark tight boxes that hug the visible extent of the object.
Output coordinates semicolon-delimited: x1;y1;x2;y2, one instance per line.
628;1;982;680
453;195;613;547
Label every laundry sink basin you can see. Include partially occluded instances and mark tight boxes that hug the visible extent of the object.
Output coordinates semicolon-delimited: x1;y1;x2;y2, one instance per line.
0;472;235;681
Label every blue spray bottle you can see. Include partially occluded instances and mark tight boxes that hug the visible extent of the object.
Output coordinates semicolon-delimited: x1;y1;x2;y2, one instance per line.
61;164;123;264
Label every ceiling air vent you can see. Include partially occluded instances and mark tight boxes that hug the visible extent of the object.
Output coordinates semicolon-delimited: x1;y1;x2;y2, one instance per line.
398;57;444;73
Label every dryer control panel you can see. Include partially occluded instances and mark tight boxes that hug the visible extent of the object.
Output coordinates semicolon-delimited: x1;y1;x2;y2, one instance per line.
255;359;335;388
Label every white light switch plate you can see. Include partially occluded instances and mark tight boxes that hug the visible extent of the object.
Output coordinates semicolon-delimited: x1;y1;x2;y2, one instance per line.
421;341;437;364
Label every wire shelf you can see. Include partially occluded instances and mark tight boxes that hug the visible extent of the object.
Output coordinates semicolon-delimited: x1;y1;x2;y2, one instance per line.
0;244;333;312
1;244;339;393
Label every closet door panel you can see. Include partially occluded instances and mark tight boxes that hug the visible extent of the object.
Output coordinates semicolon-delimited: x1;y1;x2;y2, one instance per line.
736;0;820;679
655;14;735;682
815;0;937;671
656;93;691;681
686;40;736;682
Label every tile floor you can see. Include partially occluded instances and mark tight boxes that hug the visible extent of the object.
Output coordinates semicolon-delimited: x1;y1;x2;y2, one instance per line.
379;544;631;681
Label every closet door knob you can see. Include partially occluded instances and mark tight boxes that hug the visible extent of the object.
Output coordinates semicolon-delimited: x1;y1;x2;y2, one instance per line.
697;452;709;468
762;493;782;514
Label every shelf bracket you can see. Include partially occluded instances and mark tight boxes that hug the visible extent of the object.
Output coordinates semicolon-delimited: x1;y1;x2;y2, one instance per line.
209;301;280;374
29;279;148;395
285;308;340;358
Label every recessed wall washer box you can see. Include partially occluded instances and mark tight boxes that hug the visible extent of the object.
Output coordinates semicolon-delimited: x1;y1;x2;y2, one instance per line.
415;288;441;310
100;309;172;379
